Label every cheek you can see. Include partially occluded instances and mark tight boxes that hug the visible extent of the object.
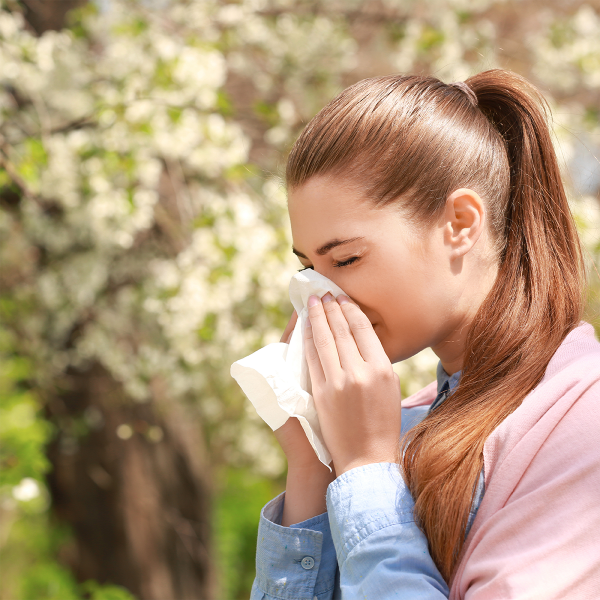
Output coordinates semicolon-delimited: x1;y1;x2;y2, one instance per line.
362;280;442;361
338;282;383;325
331;252;442;358
337;267;406;321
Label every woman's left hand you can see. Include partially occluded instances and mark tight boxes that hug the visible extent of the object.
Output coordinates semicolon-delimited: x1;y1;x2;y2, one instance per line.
305;292;402;476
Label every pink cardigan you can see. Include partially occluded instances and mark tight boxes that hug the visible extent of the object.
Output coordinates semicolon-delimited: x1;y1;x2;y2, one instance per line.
402;322;600;599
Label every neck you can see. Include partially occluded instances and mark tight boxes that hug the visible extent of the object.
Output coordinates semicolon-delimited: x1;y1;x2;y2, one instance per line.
432;322;469;376
433;256;499;375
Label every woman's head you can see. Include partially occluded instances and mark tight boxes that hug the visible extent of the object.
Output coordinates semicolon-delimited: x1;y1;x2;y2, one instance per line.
288;176;498;372
286;75;517;371
286;70;585;581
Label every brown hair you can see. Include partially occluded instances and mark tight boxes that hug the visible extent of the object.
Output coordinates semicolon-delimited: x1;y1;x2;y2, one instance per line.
286;70;585;581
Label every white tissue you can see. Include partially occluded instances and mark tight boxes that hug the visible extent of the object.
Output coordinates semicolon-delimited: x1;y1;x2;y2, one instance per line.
230;269;345;468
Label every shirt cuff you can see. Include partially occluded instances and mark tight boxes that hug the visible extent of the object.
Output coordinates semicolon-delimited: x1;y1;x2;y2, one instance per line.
326;462;417;564
255;492;337;599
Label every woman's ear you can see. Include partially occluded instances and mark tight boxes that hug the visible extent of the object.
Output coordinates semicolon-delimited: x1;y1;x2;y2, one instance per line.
443;188;485;260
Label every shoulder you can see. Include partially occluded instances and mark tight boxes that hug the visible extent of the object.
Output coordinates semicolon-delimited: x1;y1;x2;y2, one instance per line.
455;376;600;599
453;326;600;599
484;322;600;472
480;322;600;515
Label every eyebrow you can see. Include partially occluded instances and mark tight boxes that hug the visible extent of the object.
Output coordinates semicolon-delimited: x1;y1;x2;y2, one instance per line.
292;236;364;259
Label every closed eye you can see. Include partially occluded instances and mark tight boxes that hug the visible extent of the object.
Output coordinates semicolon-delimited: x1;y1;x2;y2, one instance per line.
297;256;360;272
334;256;360;268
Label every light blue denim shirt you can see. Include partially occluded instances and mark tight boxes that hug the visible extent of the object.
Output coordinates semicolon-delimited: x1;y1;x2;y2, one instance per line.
251;364;484;600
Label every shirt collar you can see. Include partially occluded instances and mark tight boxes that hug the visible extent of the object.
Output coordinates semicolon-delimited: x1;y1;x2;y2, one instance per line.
436;361;461;394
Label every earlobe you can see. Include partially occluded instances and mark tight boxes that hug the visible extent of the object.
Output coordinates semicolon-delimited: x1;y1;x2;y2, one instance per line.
444;188;485;259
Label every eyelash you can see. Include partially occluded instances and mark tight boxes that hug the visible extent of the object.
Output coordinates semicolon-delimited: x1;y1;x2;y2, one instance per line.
297;256;361;272
334;256;360;268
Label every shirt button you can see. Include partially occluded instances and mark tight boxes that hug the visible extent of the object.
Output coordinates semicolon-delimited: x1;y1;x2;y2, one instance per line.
301;556;315;570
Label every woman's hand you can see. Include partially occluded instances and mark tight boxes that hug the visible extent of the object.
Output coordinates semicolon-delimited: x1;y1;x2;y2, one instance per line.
273;310;322;469
279;309;298;345
274;310;336;525
305;293;402;476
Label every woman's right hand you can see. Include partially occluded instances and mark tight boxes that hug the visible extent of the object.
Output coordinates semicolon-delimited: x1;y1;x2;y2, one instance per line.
279;309;298;345
274;310;324;470
275;309;335;525
274;416;327;471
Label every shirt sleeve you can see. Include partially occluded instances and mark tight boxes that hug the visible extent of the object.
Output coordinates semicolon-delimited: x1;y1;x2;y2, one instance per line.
326;462;449;599
251;492;338;600
252;406;450;600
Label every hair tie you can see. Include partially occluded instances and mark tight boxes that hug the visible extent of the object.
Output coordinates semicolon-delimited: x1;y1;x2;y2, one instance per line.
448;81;478;108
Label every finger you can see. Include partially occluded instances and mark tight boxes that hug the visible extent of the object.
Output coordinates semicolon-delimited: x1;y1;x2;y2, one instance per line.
337;295;389;364
280;310;298;343
306;295;342;378
321;292;364;369
304;316;325;388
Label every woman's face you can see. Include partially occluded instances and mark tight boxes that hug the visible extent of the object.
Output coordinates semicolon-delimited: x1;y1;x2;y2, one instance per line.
288;175;494;368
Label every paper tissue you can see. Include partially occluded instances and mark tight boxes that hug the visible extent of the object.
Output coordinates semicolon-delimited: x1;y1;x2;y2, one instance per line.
230;269;345;468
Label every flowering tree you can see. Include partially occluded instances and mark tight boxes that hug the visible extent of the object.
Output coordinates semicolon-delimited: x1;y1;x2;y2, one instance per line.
0;0;598;598
1;2;294;597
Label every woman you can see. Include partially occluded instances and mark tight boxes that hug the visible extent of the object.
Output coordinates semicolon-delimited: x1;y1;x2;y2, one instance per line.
250;70;600;599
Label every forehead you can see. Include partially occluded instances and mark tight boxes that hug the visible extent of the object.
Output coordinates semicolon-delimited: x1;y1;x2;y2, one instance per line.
288;176;382;247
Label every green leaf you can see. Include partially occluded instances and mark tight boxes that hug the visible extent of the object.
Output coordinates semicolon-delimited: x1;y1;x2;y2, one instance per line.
418;25;445;51
197;312;217;342
167;106;182;124
216;90;234;117
253;100;279;127
81;580;137;600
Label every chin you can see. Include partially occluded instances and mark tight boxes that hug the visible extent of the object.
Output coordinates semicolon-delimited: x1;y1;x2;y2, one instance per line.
373;325;419;363
374;330;397;361
381;335;426;364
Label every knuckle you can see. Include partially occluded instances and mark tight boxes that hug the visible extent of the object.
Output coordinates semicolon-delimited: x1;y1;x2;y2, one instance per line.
360;369;376;386
333;324;351;340
352;316;373;331
340;301;357;312
345;371;362;387
307;303;323;317
306;346;319;363
308;310;326;328
376;365;394;381
330;377;345;394
343;371;357;386
314;333;332;349
323;300;338;313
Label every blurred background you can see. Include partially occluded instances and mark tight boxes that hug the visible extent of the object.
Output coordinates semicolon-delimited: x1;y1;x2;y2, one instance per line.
0;0;598;598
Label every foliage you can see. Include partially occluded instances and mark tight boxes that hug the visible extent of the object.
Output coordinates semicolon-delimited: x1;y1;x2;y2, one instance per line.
214;467;284;600
0;330;135;600
0;346;53;489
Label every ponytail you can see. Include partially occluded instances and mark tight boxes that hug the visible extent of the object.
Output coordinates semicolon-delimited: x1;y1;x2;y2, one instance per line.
401;70;585;581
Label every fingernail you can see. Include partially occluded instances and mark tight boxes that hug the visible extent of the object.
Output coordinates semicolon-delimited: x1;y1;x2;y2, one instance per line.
336;294;349;305
322;292;334;303
305;317;312;328
307;295;319;308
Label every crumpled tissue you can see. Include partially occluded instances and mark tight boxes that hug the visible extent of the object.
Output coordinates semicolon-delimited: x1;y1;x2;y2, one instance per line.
230;269;345;468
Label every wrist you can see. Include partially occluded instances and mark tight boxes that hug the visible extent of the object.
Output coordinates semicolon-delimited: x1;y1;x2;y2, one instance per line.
334;452;399;477
287;455;332;473
282;462;336;526
286;461;336;487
